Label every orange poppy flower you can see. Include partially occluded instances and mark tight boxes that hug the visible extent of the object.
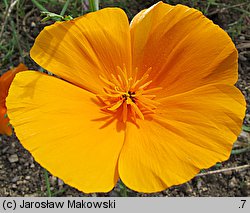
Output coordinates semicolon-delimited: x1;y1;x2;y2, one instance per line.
0;63;27;136
6;2;246;193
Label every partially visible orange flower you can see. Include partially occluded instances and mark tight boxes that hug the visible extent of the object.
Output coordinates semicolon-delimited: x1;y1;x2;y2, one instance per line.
6;2;246;193
0;63;27;136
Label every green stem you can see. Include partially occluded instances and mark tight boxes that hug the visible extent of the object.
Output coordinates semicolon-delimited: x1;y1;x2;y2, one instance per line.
89;0;99;12
31;0;48;12
60;0;71;16
44;169;52;197
10;20;23;61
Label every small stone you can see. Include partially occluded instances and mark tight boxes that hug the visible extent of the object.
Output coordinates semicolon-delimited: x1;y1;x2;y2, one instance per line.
31;22;36;27
2;146;9;153
16;180;23;185
50;176;57;185
30;163;35;168
202;187;208;192
180;183;192;193
8;154;18;163
197;180;203;189
239;36;245;40
223;170;233;176
24;193;40;197
229;177;237;189
11;176;19;183
185;183;193;193
25;176;31;180
58;178;64;186
17;180;27;185
238;131;249;143
11;184;17;189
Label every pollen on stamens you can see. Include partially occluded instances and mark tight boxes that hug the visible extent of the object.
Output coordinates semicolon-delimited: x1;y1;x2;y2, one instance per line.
97;65;162;123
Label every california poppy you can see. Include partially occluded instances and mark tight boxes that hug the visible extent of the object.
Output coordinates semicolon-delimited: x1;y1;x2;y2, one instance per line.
0;63;27;136
6;2;245;193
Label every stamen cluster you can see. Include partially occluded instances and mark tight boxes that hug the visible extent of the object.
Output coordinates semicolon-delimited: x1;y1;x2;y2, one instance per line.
98;66;161;122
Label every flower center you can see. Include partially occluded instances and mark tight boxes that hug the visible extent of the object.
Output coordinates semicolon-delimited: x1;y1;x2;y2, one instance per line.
122;91;135;102
97;66;161;123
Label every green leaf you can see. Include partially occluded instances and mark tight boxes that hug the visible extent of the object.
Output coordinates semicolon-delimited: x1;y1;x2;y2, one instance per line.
242;125;250;132
63;15;73;21
41;12;73;22
215;163;222;168
41;11;64;22
44;169;52;197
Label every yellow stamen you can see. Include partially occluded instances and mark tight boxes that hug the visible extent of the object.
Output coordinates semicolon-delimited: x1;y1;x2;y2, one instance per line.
107;99;123;110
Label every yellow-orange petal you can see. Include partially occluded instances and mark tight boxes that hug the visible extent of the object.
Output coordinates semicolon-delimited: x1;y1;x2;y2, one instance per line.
6;71;125;192
130;2;238;96
30;8;131;94
118;84;245;192
0;63;28;135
